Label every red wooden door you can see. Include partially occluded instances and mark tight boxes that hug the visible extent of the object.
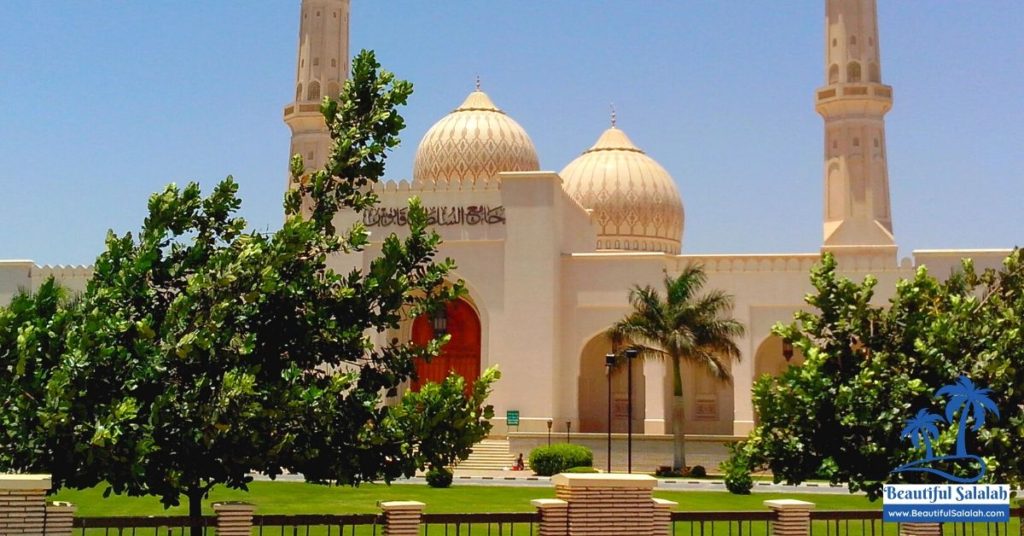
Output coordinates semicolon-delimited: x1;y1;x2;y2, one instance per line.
411;299;481;393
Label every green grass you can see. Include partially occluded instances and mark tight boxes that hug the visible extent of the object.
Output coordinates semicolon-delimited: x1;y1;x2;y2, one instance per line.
52;481;881;517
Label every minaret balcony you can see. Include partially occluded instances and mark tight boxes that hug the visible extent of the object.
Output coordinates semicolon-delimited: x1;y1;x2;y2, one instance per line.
815;83;893;116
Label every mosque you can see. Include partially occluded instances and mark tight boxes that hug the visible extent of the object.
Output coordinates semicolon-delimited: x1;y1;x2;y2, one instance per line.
0;0;1011;469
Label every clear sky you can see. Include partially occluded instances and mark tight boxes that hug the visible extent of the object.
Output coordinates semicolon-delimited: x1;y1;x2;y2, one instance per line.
2;2;1021;266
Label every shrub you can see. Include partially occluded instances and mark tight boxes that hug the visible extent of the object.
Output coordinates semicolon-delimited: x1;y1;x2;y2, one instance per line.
655;466;684;478
564;466;599;473
528;444;593;476
689;465;707;478
721;444;753;494
425;466;453;488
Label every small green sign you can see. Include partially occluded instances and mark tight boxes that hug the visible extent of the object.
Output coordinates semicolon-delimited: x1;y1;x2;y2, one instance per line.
506;410;520;426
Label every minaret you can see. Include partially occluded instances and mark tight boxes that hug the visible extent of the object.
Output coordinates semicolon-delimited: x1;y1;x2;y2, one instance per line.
816;0;896;259
284;0;350;185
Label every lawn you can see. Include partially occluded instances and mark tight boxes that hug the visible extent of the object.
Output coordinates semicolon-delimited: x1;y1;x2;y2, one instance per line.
52;481;882;516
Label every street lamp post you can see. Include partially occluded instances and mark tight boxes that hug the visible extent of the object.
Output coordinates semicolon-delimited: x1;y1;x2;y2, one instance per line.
546;419;553;446
566;421;571;443
625;347;638;474
605;352;615;472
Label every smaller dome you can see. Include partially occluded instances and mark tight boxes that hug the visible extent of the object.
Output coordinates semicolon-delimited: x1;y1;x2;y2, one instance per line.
413;89;540;185
561;126;685;254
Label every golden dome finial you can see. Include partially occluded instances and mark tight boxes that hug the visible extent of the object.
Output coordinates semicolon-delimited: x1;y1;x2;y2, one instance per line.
475;75;481;91
610;103;617;127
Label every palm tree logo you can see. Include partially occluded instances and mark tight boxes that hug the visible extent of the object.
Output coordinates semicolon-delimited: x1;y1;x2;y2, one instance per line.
901;409;943;459
893;376;999;484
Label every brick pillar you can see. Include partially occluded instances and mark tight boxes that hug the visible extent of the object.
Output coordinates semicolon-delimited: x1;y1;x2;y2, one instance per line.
652;498;677;536
764;499;815;536
44;501;76;536
899;523;942;536
552;473;658;536
531;498;568;536
213;502;255;536
0;474;51;535
380;500;424;536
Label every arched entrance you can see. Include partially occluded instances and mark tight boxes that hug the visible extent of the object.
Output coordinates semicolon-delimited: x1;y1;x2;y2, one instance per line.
754;335;804;379
410;299;481;392
577;333;645;433
753;334;804;424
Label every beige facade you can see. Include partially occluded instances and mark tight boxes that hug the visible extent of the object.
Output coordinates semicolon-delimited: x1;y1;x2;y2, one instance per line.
0;0;1012;467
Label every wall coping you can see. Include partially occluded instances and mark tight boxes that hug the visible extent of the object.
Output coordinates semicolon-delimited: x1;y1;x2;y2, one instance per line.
0;474;52;491
552;473;657;489
379;501;426;511
531;499;568;508
212;502;256;512
652;498;678;507
764;499;816;510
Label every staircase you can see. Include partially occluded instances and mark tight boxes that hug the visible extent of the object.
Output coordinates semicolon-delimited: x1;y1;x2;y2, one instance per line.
455;439;516;471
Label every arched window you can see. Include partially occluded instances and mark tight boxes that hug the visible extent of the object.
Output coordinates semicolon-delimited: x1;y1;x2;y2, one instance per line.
326;81;341;99
307;80;320;101
829;64;839;84
869;63;881;83
295;83;303;101
847;62;862;83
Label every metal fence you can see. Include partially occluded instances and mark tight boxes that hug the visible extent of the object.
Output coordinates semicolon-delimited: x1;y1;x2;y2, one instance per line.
670;510;775;536
72;515;216;535
72;512;539;536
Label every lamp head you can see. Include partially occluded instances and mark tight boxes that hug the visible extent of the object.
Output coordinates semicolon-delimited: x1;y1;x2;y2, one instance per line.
782;339;794;362
625;348;639;359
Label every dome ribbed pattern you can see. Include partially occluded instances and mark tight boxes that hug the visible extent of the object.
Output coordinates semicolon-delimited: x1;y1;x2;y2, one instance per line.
413;90;539;185
561;127;685;254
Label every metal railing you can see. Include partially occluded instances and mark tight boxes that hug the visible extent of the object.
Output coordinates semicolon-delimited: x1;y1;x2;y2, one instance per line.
809;508;1024;536
420;512;540;535
253;514;383;535
73;515;216;535
670;510;775;536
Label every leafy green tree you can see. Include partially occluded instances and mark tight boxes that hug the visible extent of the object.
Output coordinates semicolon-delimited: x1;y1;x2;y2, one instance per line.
0;50;498;529
609;264;745;470
732;250;1024;499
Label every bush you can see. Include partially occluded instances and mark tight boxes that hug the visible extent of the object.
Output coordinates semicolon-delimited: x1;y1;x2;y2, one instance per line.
721;444;753;494
564;466;599;473
689;465;707;478
528;444;593;476
425;466;453;488
655;466;684;478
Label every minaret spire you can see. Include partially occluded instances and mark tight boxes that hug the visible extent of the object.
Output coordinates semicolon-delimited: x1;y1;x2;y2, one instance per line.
816;0;896;259
284;0;350;186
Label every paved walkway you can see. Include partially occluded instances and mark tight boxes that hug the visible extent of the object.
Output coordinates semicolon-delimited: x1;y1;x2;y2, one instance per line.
256;470;857;495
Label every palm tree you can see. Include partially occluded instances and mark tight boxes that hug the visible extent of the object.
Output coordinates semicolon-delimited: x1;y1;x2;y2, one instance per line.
937;376;1000;457
901;409;943;459
609;264;745;471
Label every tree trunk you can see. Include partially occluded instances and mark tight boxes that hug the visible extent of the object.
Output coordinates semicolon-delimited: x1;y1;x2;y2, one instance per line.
671;355;687;471
672;395;686;471
188;489;204;536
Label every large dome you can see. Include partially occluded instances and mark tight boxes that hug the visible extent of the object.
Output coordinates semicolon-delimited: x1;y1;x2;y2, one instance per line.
561;126;684;254
413;89;540;185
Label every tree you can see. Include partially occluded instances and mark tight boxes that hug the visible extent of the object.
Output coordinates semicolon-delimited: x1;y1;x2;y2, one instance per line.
609;265;745;471
731;250;1024;499
0;50;498;531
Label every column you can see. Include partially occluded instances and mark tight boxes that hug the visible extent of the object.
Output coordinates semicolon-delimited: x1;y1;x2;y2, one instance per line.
44;501;76;536
899;523;942;536
643;359;666;434
652;498;677;536
531;498;568;536
213;502;255;536
553;473;658;535
0;474;50;535
764;499;815;536
380;500;424;536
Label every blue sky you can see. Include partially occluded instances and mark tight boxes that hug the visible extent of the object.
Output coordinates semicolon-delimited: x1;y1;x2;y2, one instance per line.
2;2;1021;266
